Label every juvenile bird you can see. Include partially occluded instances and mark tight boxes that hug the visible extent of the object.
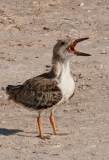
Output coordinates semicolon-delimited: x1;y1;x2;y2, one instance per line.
6;37;91;139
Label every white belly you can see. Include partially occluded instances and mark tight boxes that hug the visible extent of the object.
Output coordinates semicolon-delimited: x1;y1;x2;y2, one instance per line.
58;72;75;101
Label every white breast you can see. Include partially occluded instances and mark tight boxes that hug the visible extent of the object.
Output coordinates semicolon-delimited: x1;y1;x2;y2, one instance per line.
58;61;75;101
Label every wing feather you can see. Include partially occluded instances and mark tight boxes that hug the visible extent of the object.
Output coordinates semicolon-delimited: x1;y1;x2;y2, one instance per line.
14;76;62;110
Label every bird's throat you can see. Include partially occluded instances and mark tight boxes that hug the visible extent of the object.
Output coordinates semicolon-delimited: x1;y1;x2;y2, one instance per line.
50;59;70;79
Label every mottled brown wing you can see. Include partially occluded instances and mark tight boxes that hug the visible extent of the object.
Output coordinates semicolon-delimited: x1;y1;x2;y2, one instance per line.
14;76;62;110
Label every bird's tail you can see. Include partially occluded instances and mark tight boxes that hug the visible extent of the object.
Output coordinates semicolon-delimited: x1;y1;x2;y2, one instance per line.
6;85;23;96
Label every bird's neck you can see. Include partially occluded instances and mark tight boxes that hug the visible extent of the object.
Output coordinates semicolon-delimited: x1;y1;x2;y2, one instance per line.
50;59;71;79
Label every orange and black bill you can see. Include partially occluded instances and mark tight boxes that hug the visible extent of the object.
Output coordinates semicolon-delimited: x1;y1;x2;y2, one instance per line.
68;37;91;56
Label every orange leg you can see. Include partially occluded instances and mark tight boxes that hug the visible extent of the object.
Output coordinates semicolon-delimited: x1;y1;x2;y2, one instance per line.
50;113;68;136
50;113;57;135
37;116;50;139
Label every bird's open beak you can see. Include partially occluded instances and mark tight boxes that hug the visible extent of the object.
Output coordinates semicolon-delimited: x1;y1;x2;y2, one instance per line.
67;37;91;56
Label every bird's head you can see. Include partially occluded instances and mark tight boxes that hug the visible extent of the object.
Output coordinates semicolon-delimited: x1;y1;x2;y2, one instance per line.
53;37;91;61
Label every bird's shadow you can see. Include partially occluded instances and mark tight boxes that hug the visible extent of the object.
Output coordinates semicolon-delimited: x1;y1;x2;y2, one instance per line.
0;128;38;138
0;128;23;136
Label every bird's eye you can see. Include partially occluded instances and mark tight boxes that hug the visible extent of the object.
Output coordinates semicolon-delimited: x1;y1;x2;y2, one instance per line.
61;41;65;45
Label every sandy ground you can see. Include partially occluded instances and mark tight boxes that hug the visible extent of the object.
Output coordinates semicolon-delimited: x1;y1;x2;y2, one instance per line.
0;0;109;159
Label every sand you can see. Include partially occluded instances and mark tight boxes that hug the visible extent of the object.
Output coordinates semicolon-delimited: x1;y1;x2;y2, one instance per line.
0;0;109;159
